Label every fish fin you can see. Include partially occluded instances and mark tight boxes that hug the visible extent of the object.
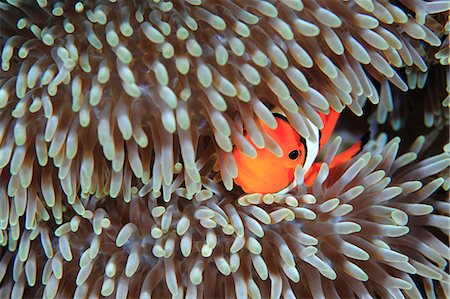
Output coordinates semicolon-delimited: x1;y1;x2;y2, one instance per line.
274;180;297;195
305;132;370;186
304;162;322;186
319;109;340;149
329;131;370;167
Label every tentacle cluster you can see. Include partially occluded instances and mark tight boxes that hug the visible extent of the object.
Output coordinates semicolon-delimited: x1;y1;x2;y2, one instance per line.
1;133;449;298
1;0;448;207
0;0;449;298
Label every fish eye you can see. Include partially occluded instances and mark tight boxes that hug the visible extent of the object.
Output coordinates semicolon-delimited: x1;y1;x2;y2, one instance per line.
288;150;300;160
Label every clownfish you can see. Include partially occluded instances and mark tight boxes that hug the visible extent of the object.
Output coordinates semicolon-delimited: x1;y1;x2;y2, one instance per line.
232;108;367;194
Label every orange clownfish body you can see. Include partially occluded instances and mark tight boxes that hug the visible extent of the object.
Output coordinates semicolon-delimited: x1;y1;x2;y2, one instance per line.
232;109;366;194
233;114;308;194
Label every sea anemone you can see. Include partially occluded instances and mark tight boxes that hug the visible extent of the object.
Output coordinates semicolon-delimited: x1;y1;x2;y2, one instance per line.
0;0;449;298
